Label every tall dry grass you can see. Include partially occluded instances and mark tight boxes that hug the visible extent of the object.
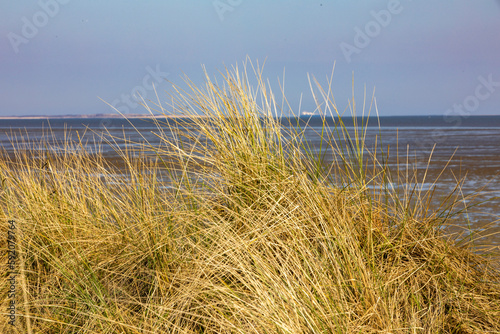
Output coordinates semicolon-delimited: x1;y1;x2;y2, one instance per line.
1;60;500;333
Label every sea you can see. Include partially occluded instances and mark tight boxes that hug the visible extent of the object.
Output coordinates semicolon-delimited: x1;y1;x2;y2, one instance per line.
1;115;499;252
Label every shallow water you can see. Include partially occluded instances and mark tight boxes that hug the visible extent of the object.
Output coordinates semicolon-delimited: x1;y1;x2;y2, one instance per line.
1;117;499;252
302;125;500;251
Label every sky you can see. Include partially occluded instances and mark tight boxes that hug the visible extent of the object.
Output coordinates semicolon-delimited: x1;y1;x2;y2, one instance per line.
1;0;500;117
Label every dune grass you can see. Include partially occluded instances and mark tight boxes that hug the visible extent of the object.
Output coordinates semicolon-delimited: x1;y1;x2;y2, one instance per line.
1;61;500;333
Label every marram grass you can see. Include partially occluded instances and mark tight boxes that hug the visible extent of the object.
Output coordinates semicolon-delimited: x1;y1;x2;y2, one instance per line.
1;62;500;333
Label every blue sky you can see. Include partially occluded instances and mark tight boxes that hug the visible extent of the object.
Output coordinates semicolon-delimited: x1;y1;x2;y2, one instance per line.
1;0;499;117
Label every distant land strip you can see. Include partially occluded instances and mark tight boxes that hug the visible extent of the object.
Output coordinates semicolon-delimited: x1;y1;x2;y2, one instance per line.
0;113;203;119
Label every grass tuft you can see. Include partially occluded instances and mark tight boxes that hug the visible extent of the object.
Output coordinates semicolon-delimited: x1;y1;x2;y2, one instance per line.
1;60;500;333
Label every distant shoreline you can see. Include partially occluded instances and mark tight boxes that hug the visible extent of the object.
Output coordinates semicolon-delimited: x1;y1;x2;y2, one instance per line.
2;115;500;128
2;114;500;120
0;113;191;120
